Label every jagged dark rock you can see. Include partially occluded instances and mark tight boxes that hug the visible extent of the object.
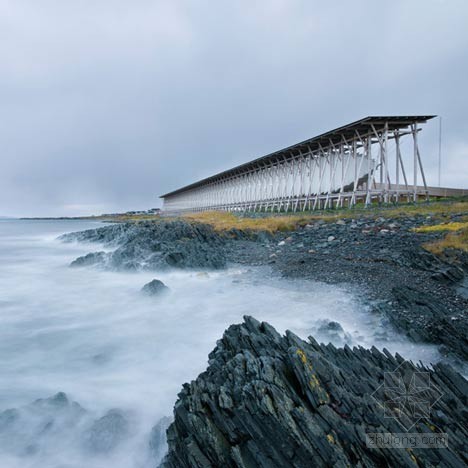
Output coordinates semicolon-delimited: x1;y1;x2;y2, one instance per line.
403;248;465;284
162;317;467;468
60;223;130;246
142;279;169;296
61;220;227;271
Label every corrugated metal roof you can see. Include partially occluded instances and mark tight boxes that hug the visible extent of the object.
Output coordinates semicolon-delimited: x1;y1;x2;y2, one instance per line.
160;115;435;198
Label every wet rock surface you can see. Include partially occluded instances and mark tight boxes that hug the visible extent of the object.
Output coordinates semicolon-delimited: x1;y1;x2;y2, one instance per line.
62;220;227;271
315;320;351;346
162;316;468;468
141;279;169;296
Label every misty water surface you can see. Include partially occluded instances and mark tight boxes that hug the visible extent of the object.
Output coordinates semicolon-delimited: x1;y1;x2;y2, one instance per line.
0;219;442;467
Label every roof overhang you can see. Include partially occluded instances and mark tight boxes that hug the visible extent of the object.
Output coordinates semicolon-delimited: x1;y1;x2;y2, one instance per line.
160;115;435;198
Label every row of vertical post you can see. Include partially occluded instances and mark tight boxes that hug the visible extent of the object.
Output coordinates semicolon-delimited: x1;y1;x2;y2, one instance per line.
163;120;428;213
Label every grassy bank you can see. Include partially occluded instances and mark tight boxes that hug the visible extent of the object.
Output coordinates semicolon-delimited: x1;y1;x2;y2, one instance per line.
181;198;468;233
414;221;468;254
182;199;468;255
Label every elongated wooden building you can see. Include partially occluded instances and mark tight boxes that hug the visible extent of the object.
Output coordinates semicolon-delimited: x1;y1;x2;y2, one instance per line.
160;116;439;213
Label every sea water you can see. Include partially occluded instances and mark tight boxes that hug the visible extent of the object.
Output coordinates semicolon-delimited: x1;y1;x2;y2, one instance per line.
0;219;442;468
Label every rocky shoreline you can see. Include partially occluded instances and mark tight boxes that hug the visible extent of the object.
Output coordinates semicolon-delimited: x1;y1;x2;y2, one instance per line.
62;211;468;364
224;213;468;364
59;209;468;467
61;220;227;270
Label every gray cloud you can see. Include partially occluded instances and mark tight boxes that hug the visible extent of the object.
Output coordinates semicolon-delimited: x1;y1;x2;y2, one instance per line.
1;0;467;216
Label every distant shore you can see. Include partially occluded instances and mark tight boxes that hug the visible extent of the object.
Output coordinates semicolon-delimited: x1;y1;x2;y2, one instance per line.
20;213;162;222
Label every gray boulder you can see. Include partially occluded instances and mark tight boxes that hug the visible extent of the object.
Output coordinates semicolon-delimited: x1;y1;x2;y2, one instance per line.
315;320;351;346
141;279;169;296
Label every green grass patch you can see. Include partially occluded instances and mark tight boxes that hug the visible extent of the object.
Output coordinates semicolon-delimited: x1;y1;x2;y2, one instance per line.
413;221;468;233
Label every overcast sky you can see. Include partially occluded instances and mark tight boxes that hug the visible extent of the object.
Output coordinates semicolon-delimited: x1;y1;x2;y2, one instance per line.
1;0;467;217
